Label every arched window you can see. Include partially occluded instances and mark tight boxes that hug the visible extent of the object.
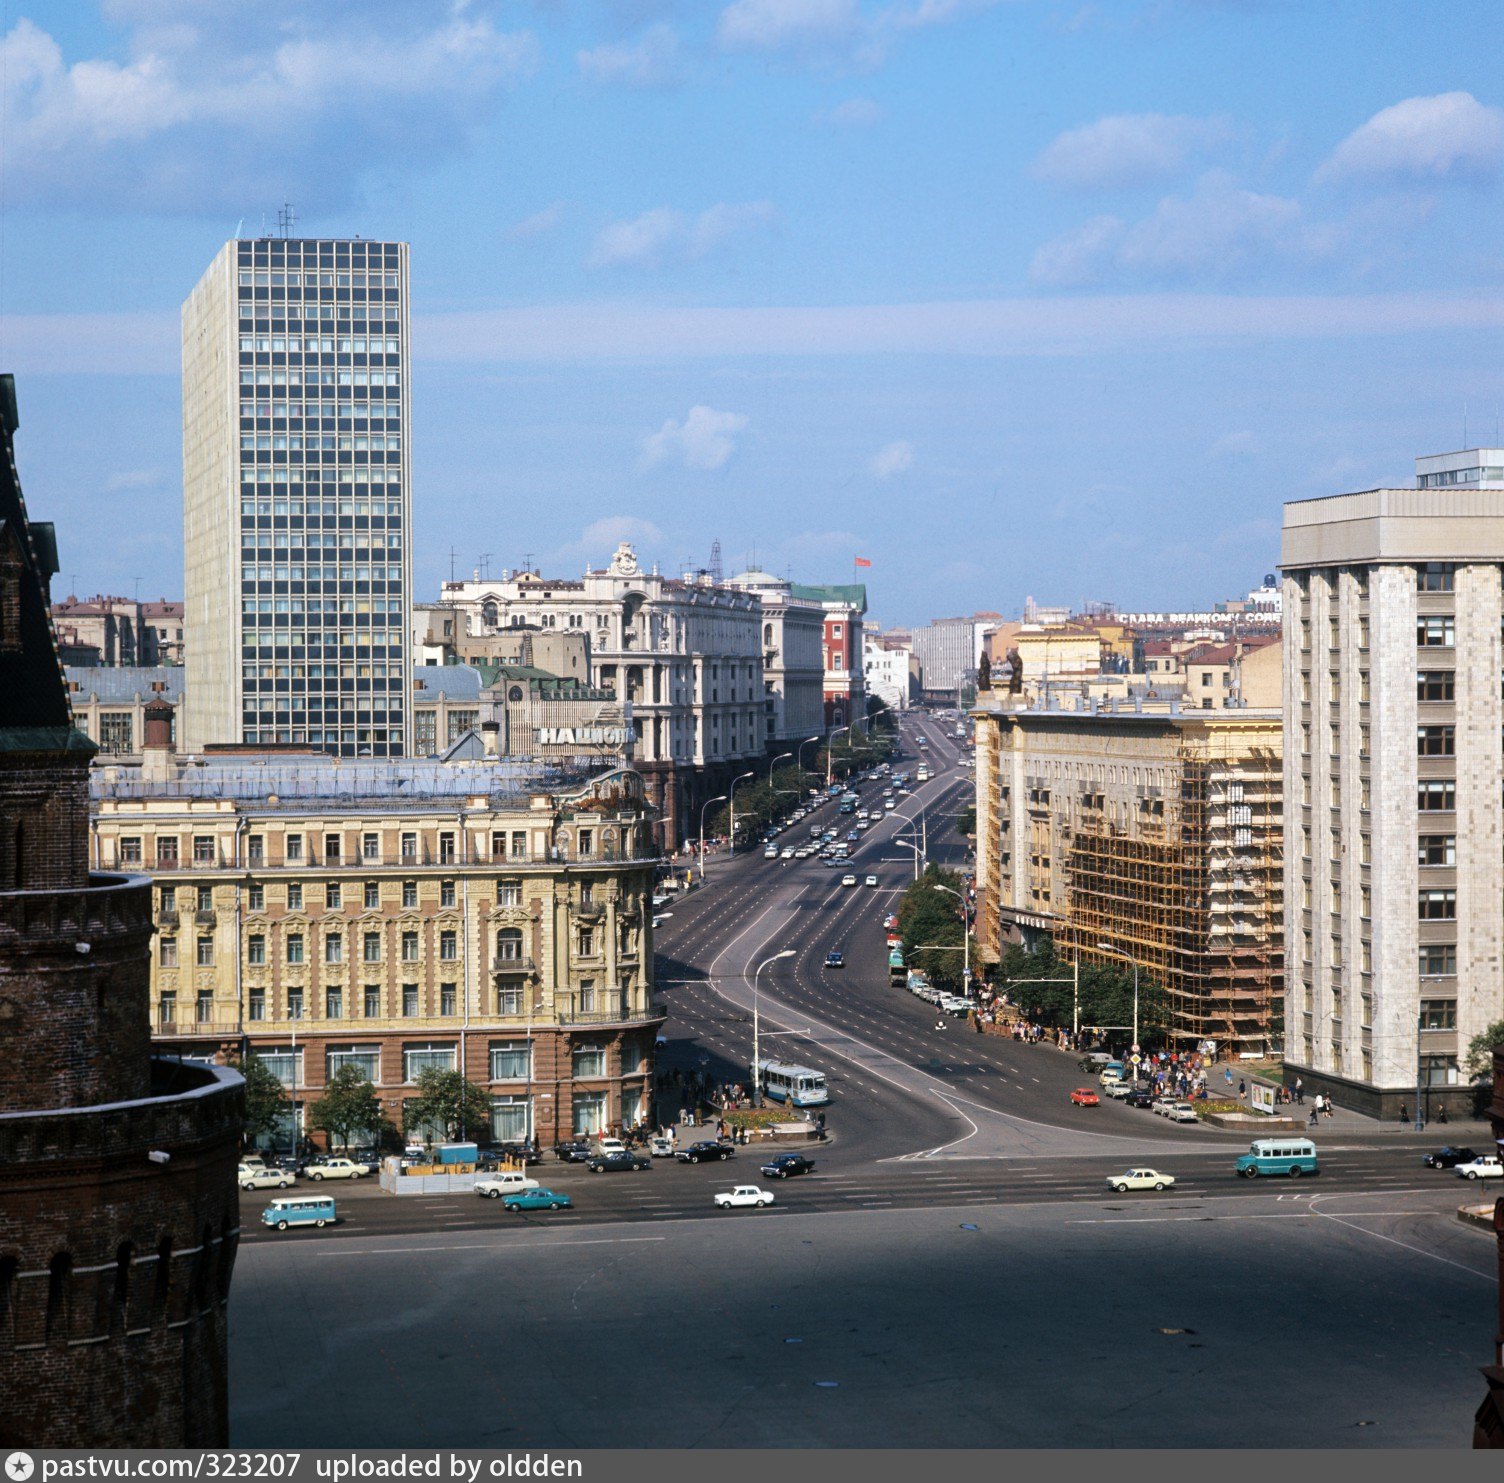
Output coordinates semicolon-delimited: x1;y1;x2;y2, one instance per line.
763;623;773;646
481;600;499;629
495;927;524;963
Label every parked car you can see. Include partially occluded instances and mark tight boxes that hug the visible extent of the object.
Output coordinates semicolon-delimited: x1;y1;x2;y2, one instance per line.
1160;1102;1199;1124
648;1135;676;1158
586;1150;652;1173
1423;1145;1479;1169
1125;1089;1156;1109
475;1170;541;1198
1078;1052;1112;1071
305;1157;370;1181
238;1163;294;1191
501;1188;573;1213
554;1140;594;1163
714;1185;775;1209
824;950;845;969
676;1140;735;1164
1106;1168;1176;1193
760;1153;816;1179
1456;1155;1504;1181
1104;1080;1135;1099
1069;1088;1100;1107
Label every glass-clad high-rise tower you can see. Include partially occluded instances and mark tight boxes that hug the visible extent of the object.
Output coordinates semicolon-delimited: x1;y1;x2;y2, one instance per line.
182;236;411;757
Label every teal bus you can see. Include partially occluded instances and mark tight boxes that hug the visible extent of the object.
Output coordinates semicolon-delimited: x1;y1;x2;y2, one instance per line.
1235;1138;1319;1179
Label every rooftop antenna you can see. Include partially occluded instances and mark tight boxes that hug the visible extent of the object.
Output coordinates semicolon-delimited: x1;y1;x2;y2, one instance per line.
709;539;723;584
448;547;458;584
277;202;297;239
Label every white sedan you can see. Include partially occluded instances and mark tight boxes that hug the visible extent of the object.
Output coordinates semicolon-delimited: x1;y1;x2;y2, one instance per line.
238;1163;294;1190
1106;1167;1176;1193
714;1185;776;1209
305;1157;371;1181
864;875;879;888
1456;1155;1504;1181
841;874;858;887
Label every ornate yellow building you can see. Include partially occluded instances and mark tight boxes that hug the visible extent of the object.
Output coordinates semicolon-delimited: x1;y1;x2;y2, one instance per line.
90;748;662;1148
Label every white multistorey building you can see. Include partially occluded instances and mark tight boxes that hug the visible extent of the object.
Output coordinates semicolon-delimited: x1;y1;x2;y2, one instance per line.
723;570;826;745
434;544;768;845
864;642;915;711
1281;450;1504;1118
182;236;412;757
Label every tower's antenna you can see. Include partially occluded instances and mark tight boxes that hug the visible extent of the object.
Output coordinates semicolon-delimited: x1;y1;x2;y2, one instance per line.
709;539;723;584
277;202;297;239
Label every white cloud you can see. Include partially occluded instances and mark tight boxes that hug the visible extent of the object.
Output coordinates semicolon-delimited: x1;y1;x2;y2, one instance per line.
104;468;162;491
1031;172;1333;286
1317;91;1504;185
507;202;565;240
817;96;885;127
555;516;666;567
716;0;863;54
1208;430;1260;460
589;202;775;268
1032;112;1230;190
870;440;914;478
0;11;538;211
576;23;685;88
642;406;749;470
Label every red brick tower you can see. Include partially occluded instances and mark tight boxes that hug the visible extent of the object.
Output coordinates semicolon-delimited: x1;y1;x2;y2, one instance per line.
0;374;243;1446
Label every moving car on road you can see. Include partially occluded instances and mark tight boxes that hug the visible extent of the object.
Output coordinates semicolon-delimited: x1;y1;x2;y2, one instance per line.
1070;1088;1100;1106
865;875;879;888
1456;1155;1504;1181
1424;1145;1479;1169
824;950;845;969
501;1187;573;1212
714;1185;775;1209
1235;1138;1319;1178
475;1170;541;1198
676;1140;735;1164
841;874;858;887
305;1156;370;1181
1106;1168;1176;1193
587;1150;652;1173
760;1153;816;1179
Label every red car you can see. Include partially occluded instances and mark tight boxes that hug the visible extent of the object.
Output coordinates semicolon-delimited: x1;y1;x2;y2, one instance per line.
1070;1087;1100;1107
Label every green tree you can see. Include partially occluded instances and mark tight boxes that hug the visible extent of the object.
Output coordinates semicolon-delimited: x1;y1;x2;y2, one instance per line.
955;804;976;837
1464;1019;1504;1081
310;1065;383;1150
402;1067;493;1144
235;1054;290;1143
897;865;970;993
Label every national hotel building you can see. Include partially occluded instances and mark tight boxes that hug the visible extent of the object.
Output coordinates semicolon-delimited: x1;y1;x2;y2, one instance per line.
1282;449;1504;1118
91;739;663;1148
182;235;411;756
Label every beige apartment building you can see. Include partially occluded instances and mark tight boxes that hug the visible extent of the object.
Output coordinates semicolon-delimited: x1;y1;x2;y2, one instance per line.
973;700;1283;1052
1282;449;1504;1117
90;753;662;1148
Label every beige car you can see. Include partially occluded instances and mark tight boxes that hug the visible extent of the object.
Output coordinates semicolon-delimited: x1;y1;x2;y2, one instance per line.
304;1157;370;1181
238;1162;294;1190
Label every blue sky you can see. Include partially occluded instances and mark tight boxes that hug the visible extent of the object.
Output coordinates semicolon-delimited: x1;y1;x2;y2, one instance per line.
1;0;1501;626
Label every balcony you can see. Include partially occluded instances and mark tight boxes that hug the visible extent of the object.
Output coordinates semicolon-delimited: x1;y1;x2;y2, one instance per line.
153;1020;243;1038
492;956;537;976
555;1000;667;1027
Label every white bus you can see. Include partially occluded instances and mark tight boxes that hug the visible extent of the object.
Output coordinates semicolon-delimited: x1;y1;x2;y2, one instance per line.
757;1060;830;1108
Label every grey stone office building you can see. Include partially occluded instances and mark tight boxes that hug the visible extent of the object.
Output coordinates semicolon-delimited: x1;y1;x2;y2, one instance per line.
1281;449;1504;1117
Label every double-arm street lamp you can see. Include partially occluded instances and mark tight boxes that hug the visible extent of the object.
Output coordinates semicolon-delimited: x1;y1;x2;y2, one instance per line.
933;883;971;993
826;725;852;790
752;948;797;1104
768;751;792;786
698;793;727;881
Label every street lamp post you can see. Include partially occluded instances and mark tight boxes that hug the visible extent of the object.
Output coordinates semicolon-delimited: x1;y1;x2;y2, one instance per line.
796;734;821;781
728;770;756;856
933;883;970;995
752;949;797;1105
827;725;852;790
1096;940;1140;1058
698;793;727;882
768;751;792;787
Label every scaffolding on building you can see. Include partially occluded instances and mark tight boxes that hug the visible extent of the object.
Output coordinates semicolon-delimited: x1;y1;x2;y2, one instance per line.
1060;730;1283;1052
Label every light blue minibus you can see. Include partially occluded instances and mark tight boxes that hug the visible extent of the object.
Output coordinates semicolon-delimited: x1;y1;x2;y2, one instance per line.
261;1195;337;1230
1235;1138;1319;1179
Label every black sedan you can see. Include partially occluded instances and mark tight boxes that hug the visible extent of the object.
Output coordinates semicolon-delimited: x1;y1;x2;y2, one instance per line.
554;1140;594;1163
676;1140;735;1164
1125;1089;1156;1109
586;1150;652;1173
1423;1145;1479;1169
760;1153;816;1179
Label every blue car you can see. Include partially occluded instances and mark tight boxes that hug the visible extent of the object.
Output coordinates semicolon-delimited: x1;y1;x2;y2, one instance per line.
502;1187;573;1212
824;950;844;969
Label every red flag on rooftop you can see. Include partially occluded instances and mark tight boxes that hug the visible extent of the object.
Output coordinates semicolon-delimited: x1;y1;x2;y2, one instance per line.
853;557;872;568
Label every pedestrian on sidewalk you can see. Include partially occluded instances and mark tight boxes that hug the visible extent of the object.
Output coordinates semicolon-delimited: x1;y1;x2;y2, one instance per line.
1399;1104;1408;1125
1294;1077;1304;1105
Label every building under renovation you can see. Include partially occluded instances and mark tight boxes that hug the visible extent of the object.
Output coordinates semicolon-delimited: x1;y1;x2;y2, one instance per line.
973;699;1283;1053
